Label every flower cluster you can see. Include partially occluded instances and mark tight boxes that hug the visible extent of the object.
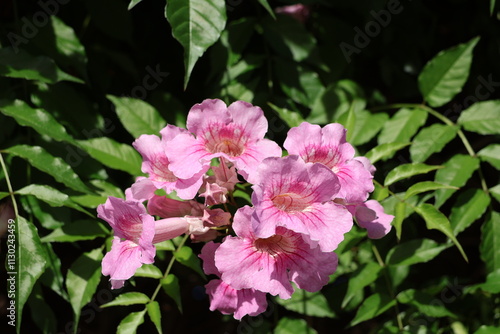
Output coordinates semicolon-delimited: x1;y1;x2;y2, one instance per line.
97;99;393;318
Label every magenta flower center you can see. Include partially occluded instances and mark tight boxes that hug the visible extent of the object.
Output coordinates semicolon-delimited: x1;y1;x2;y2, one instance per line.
272;193;310;212
253;234;296;257
117;214;143;242
303;146;342;172
203;125;247;157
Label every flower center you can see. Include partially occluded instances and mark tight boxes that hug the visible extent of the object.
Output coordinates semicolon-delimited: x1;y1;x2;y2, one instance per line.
203;125;246;157
272;193;310;212
254;234;296;257
304;146;342;172
152;156;178;182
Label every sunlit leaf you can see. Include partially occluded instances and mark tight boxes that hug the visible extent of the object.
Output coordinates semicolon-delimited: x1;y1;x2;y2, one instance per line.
365;142;410;164
378;108;427;145
174;246;205;278
116;309;146;334
410;124;458;162
418;37;479;107
277;289;334;318
101;292;150;308
458;100;500;135
450;189;490;236
405;181;458;200
384;163;442;186
275;317;318;334
107;95;166;139
268;102;305;128
165;0;226;88
397;289;456;318
434;154;479;208
134;264;163;279
386;239;450;266
161;274;183;313
415;204;468;262
349;293;396;327
41;220;109;243
477;144;500;170
342;262;382;308
147;301;163;334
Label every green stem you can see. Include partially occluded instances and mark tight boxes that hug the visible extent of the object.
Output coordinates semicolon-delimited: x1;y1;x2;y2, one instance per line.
149;234;189;303
372;243;404;331
0;153;19;220
372;103;489;193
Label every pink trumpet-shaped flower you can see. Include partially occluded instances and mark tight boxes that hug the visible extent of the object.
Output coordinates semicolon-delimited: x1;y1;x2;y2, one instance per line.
132;125;208;201
199;242;268;319
165;99;282;180
284;122;375;203
214;206;338;299
251;155;353;252
98;197;190;288
346;200;393;239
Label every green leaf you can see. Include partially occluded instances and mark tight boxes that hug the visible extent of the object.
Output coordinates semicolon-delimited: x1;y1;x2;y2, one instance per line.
365;142;410;164
405;181;458;200
268;102;305;128
277;289;334;318
480;212;500;275
275;318;318;334
257;0;276;19
147;301;163;334
386;239;450;266
472;269;500;294
70;195;107;208
128;0;143;10
397;289;456;318
450;189;490;236
101;292;150;308
418;37;480;107
491;0;497;15
17;217;49;332
165;0;226;88
50;16;87;67
474;326;500;334
410;124;458;162
41;220;109;243
275;61;324;106
134;264;163;279
342;110;388;146
415;203;468;262
28;284;57;334
342;262;382;308
384;163;442;186
39;243;68;301
378;108;427;145
490;184;500;203
116;309;146;334
6;145;91;194
161;274;183;313
393;201;406;240
174;246;205;278
76;137;142;176
0;100;76;144
434;154;479;208
66;248;103;332
107;95;166;138
349;293;396;327
16;184;90;215
478;144;500;170
0;47;82;83
458;100;500;135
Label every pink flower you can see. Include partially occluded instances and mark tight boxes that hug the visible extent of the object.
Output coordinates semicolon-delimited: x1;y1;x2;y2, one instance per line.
165;99;282;180
250;155;353;252
275;4;311;24
347;200;393;239
214;206;338;299
132;125;208;200
98;197;190;288
199;242;268;319
284;122;375;203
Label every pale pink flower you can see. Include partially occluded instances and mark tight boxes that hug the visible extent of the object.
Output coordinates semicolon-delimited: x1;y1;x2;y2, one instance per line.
199;241;268;319
165;99;282;180
214;206;338;299
132;125;208;200
275;4;311;24
98;197;190;288
346;200;393;239
284;122;375;203
250;155;353;252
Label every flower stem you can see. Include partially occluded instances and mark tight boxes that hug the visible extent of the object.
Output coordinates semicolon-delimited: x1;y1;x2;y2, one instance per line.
0;153;19;221
149;234;190;303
